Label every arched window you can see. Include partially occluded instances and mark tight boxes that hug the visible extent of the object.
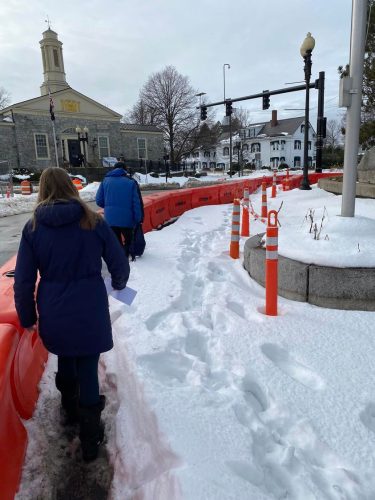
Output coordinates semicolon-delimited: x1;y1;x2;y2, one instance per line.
294;140;301;150
223;147;229;156
204;151;210;157
251;143;261;153
280;140;285;150
300;124;305;133
294;156;301;167
202;162;207;168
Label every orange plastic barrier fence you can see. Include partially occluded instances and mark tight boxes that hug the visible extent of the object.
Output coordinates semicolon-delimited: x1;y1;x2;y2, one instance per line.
191;186;220;209
21;180;32;195
148;193;171;228
72;178;83;190
0;324;27;500
11;327;48;420
0;255;23;331
167;189;192;218
218;184;237;204
142;196;154;233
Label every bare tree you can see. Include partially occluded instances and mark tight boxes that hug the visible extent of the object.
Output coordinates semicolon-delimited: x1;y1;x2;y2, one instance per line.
0;87;11;110
140;65;198;163
233;107;252;129
325;119;342;150
123;98;157;125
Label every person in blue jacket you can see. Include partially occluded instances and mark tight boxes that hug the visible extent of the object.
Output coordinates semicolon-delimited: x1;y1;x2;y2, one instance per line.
96;163;142;257
14;167;129;462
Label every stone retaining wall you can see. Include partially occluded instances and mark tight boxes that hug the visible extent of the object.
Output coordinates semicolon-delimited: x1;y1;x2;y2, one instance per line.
243;234;375;311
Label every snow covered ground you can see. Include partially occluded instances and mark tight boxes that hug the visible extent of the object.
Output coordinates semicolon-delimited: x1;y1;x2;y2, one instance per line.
16;185;375;500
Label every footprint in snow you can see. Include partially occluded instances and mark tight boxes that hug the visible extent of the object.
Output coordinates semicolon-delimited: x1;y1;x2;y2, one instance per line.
261;343;325;391
360;402;375;433
137;351;193;384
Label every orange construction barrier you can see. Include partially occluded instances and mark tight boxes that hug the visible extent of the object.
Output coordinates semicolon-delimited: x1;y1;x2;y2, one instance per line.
21;180;32;195
142;196;154;233
0;324;28;500
72;178;83;190
241;188;250;237
218;183;237;204
261;179;268;218
265;210;278;316
229;199;240;259
191;186;219;209
11;327;48;420
148;193;171;228
168;189;192;218
271;170;277;198
0;255;23;331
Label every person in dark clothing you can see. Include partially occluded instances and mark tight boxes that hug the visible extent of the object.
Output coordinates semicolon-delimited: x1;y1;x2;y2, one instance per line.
14;167;129;462
96;163;142;257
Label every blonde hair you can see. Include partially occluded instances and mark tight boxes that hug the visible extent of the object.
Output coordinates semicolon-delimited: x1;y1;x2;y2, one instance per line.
32;167;100;230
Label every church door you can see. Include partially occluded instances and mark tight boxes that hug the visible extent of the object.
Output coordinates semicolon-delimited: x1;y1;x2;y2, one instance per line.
68;139;81;167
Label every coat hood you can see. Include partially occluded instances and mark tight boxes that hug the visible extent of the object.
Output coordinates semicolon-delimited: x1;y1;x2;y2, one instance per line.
35;201;83;227
105;168;127;178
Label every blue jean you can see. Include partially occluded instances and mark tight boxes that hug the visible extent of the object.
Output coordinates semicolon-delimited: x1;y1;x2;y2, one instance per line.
57;354;100;407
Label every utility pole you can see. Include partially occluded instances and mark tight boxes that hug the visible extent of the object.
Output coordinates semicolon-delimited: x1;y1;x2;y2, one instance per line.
341;0;368;217
315;71;325;173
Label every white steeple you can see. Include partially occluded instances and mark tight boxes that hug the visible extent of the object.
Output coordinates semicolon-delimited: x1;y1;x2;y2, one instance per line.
40;28;69;96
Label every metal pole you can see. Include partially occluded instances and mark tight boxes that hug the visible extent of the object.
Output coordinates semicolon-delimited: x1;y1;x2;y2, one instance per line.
300;50;312;190
229;113;233;178
52;120;59;167
223;63;230;102
341;0;367;217
315;71;325;173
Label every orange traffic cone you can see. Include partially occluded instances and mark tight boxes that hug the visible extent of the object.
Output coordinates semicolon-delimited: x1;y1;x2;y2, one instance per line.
241;188;250;237
261;179;268;218
229;199;240;259
271;170;277;198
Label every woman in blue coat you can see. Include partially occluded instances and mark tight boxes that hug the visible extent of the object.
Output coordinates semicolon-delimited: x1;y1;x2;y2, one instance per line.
14;167;129;462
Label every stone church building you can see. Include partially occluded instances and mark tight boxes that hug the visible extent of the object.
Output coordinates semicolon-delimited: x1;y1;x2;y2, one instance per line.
0;29;163;170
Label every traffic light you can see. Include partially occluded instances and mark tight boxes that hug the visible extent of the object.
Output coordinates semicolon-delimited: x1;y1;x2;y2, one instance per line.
262;91;270;110
225;100;233;116
200;106;207;121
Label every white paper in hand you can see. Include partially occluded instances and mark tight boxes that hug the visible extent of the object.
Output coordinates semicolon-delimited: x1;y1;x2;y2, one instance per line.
104;278;137;306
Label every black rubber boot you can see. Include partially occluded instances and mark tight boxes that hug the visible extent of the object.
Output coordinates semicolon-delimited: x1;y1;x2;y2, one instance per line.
79;395;106;462
55;373;79;425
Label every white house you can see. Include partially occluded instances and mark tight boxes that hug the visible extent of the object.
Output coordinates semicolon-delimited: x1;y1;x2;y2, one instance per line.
183;111;316;171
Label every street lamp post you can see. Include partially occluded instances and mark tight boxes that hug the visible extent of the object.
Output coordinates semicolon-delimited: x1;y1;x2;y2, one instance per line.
76;126;89;166
299;32;315;190
223;63;230;102
236;140;241;177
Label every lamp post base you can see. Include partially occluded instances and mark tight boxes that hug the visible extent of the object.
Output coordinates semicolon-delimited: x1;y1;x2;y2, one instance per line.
300;179;312;190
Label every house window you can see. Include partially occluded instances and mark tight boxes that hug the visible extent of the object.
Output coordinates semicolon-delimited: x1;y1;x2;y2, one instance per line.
98;136;110;158
281;140;285;150
223;147;229;156
202;162;207;168
34;134;49;159
280;157;285;162
308;141;311;150
193;152;199;158
301;124;305;133
137;138;147;159
204;151;210;158
294;140;301;150
270;157;279;167
242;144;249;151
271;141;279;151
251;143;261;153
294;156;301;167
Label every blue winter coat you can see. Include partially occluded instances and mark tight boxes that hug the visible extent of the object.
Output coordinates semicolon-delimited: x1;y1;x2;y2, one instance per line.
96;168;142;228
14;201;130;357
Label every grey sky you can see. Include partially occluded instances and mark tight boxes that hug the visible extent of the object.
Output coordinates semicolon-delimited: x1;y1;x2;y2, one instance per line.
0;0;352;127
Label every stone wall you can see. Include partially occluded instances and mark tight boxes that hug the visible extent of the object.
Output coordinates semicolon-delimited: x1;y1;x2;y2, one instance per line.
0;122;18;167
